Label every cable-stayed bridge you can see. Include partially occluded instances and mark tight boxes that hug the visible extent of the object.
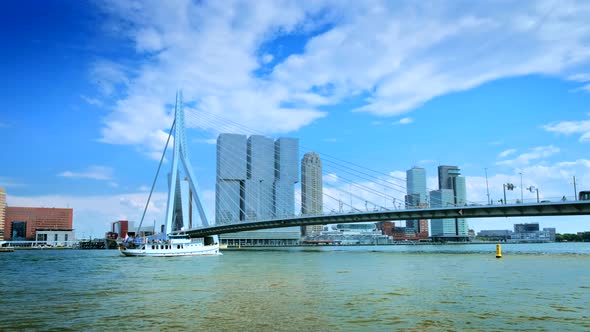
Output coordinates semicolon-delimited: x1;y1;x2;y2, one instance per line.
180;201;590;237
147;92;590;240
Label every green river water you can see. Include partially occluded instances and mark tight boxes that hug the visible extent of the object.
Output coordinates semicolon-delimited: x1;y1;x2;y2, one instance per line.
1;243;589;331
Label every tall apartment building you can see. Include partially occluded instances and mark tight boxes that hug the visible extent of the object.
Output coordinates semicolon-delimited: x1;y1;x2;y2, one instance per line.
301;152;323;235
405;167;427;233
216;133;248;224
430;165;468;240
0;188;5;240
216;133;300;245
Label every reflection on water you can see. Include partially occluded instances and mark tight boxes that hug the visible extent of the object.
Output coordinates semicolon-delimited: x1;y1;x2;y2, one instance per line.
1;244;589;331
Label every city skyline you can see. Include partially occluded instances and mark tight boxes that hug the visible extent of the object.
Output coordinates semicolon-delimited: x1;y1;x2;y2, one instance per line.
1;1;590;236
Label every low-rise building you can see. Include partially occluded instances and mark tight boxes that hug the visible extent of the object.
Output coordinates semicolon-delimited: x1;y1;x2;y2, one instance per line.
4;206;73;241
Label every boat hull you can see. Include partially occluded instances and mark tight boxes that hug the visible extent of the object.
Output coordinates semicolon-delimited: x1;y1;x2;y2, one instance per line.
120;244;221;257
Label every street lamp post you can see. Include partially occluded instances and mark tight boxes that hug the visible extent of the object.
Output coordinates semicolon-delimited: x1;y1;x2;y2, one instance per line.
573;176;577;200
519;172;524;203
527;186;539;203
503;183;515;204
485;168;490;205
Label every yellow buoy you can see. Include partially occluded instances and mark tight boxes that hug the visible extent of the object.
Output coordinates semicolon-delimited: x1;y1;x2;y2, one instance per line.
496;244;502;258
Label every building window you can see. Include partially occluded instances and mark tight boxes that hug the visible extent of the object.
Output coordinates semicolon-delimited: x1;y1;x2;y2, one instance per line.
65;234;68;241
11;221;27;240
54;234;58;241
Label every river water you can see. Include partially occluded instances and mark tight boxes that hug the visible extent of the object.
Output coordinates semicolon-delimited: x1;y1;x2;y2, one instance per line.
1;243;589;331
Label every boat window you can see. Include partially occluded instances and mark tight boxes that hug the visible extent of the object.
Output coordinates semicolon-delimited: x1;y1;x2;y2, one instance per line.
151;245;155;250
177;245;181;249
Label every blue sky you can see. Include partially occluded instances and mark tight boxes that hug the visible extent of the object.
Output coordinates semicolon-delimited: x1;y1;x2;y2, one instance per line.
1;0;590;237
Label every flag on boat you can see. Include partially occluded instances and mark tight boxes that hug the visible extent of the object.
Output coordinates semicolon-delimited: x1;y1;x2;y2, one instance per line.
124;234;129;242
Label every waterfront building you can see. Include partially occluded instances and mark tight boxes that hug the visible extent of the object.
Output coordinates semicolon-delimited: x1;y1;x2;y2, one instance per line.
376;221;395;236
477;229;513;241
111;220;131;239
305;223;391;245
429;189;460;239
512;223;556;242
3;206;73;241
301;152;324;235
406;167;427;207
34;229;74;244
216;133;248;224
430;165;468;241
216;133;300;246
0;188;5;240
514;223;539;233
274;138;299;217
405;167;427;232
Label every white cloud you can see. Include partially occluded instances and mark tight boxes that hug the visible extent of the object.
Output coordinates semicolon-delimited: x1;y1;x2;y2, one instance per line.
393;117;413;125
58;166;114;181
498;148;517;158
323;173;339;184
261;53;274;64
92;0;590;163
568;73;590;82
135;28;163;53
90;59;130;95
496;145;560;167
91;1;590;155
80;95;103;106
0;177;25;188
271;1;590;116
543;116;590;142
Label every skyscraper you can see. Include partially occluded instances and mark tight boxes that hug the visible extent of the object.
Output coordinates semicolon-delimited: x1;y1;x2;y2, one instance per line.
216;134;247;224
245;135;274;220
431;165;468;240
406;167;427;207
429;189;455;236
0;188;5;241
301;152;323;235
216;134;300;245
405;167;427;232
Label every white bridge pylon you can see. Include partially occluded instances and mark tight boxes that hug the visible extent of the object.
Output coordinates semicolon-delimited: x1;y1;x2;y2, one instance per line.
164;91;209;235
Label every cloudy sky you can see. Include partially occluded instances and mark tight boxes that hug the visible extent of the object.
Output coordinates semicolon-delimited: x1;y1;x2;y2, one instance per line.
1;0;590;236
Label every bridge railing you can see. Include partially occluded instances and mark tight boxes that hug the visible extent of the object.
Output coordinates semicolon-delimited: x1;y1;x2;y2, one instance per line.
211;196;581;226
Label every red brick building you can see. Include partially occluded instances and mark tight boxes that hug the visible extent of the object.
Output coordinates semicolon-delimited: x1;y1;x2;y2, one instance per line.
4;207;73;240
376;221;395;236
379;219;430;241
111;220;130;239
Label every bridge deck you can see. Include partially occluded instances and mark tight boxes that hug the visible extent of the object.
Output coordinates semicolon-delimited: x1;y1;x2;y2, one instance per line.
177;201;590;237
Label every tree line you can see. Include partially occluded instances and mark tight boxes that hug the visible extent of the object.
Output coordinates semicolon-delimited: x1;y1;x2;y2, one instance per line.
555;232;590;242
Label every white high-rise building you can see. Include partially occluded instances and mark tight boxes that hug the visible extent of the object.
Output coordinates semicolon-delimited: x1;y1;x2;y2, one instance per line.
216;134;247;225
406;167;427;206
274;138;299;217
301;152;323;235
216;134;300;245
431;165;469;240
429;189;455;236
405;167;427;232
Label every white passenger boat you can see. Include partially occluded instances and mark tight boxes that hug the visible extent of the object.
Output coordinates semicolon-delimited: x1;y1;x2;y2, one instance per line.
119;234;221;257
